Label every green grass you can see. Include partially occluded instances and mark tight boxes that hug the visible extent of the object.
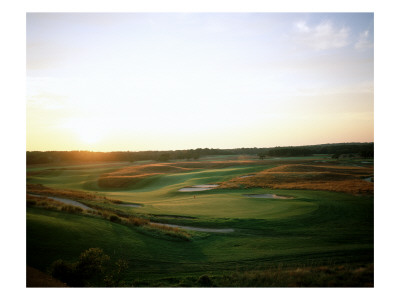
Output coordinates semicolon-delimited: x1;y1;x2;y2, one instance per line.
26;155;373;286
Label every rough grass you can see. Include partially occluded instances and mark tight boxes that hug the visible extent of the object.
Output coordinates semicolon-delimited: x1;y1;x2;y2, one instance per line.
27;184;109;202
219;164;374;195
144;223;192;241
213;263;373;287
27;185;193;241
27;194;84;214
129;263;374;287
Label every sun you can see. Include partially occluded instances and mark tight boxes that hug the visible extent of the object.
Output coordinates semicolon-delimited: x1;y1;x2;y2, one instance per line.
77;127;103;145
62;117;109;147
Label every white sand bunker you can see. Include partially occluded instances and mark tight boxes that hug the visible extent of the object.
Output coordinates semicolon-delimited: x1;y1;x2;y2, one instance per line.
118;203;142;208
243;194;292;199
239;174;255;178
178;185;219;192
151;222;234;233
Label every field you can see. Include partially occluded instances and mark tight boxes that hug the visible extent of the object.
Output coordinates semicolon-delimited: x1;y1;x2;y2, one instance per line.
26;155;374;287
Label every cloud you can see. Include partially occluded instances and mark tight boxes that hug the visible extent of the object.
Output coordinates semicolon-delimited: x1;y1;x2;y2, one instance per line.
293;20;350;50
355;30;374;50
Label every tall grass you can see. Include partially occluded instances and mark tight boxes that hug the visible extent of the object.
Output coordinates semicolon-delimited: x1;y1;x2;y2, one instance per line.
214;263;373;287
219;163;374;195
27;184;120;204
27;188;192;241
27;194;84;214
144;223;191;241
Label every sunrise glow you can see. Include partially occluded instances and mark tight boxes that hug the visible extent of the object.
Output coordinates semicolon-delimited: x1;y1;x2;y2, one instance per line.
26;13;374;151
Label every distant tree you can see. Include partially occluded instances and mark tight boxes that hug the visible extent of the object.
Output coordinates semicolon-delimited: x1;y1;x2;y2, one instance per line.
185;149;200;160
157;153;171;162
360;150;374;159
258;153;266;160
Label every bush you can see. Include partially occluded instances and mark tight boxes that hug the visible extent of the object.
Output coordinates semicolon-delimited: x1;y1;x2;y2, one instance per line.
197;274;213;287
77;248;110;276
127;216;149;226
51;259;77;286
61;205;83;213
104;259;129;287
51;248;130;287
109;215;121;223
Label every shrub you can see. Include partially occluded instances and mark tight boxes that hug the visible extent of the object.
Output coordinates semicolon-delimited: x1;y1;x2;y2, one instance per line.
104;259;129;287
51;259;77;286
76;248;110;285
109;215;121;223
61;205;83;213
51;248;129;287
27;199;36;206
127;216;149;226
147;223;191;240
197;274;213;287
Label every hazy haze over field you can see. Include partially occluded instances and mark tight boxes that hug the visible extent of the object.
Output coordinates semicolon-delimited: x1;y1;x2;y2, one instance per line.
26;13;374;151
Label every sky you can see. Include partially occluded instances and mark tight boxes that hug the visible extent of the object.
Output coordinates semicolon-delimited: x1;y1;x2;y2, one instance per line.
26;13;374;151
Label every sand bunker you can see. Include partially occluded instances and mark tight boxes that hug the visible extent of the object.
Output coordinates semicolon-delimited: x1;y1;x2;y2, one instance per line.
118;203;142;208
243;194;292;199
239;174;255;178
28;193;93;210
178;184;219;192
151;222;234;233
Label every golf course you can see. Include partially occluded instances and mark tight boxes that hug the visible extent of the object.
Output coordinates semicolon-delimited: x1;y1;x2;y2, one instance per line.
26;153;374;287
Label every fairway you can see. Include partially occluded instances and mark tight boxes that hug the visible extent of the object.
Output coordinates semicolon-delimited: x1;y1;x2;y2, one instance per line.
26;155;374;286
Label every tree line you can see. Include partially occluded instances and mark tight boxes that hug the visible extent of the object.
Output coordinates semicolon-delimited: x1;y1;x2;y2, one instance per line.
26;148;231;164
26;143;373;164
257;143;374;158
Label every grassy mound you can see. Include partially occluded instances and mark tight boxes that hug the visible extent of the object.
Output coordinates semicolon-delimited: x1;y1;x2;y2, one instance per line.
220;164;374;194
97;160;265;188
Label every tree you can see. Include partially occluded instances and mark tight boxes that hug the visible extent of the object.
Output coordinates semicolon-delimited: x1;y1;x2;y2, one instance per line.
52;248;111;287
76;248;110;283
104;259;129;286
157;153;171;162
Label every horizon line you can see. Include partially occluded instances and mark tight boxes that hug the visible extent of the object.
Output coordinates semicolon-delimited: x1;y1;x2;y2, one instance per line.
26;141;374;153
